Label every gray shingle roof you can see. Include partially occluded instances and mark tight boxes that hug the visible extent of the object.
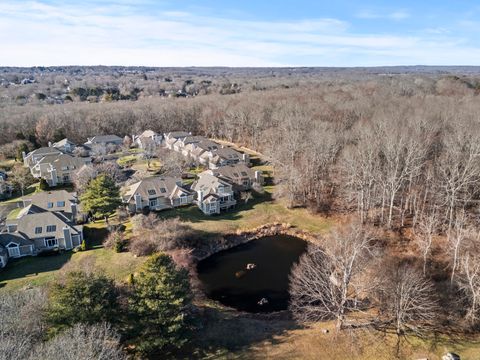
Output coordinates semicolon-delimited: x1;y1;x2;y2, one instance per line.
6;212;82;240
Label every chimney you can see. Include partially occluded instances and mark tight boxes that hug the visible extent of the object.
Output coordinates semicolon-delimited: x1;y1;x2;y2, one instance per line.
242;153;250;163
22;151;26;160
50;169;57;187
197;190;203;203
71;203;78;223
48;141;52;147
63;227;72;250
134;194;142;211
255;171;262;184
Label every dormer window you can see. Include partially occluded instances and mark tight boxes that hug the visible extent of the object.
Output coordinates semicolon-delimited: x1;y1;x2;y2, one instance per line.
46;225;57;232
241;172;248;176
57;201;65;207
160;188;167;193
47;202;54;208
147;189;156;195
35;226;42;234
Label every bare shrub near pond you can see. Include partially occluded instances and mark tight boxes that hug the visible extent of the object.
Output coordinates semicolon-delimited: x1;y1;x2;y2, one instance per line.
129;215;194;256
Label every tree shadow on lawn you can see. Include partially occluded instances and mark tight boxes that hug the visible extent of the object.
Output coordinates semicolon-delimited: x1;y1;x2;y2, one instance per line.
83;225;110;249
0;251;73;285
159;191;274;224
184;306;303;359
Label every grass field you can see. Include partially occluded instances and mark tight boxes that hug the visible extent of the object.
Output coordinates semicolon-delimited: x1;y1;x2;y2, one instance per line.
0;220;143;291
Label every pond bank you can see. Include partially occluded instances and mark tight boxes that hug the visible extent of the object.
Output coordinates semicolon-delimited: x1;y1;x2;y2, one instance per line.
194;222;319;261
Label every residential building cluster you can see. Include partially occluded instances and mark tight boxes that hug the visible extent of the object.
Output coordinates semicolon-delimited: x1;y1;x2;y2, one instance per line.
0;130;263;268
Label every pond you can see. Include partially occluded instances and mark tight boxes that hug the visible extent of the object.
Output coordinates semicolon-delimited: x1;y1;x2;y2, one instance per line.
197;234;307;313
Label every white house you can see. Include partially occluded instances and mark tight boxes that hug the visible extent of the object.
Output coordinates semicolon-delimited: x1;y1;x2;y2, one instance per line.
191;172;237;215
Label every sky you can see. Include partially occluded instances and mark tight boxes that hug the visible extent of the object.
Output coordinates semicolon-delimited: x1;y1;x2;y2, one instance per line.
1;0;480;67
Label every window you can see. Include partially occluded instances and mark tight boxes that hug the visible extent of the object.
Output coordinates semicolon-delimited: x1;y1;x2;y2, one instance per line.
149;199;158;207
47;202;54;208
160;187;167;193
46;225;57;232
241;172;248;176
35;226;42;234
147;189;156;195
233;173;239;177
44;237;57;248
57;201;65;207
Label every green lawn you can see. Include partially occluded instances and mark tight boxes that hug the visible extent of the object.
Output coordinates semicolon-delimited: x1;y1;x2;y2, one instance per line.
6;206;22;219
0;158;16;171
0;221;144;291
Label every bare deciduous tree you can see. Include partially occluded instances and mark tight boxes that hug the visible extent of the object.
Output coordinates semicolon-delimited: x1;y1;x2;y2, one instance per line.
414;208;440;275
376;263;438;348
30;323;127;360
289;222;377;330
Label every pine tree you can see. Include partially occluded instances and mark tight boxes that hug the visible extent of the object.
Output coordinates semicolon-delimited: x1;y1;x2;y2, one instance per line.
129;253;193;354
80;174;121;220
47;271;119;334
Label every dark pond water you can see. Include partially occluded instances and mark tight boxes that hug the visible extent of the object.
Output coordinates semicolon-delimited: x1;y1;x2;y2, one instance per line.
197;235;307;313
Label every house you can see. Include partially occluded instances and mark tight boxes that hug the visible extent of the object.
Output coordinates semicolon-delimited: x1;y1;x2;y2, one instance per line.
0;245;8;268
30;153;91;187
22;190;79;222
191;172;236;215
23;147;63;167
164;131;191;150
134;130;163;149
173;135;206;153
85;135;123;146
164;131;191;141
200;146;249;169
3;211;84;257
51;138;77;153
208;163;263;192
122;176;194;213
183;139;219;161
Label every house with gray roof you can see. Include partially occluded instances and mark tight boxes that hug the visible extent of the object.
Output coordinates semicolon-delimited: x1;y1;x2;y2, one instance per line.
85;135;123;146
51;138;77;153
3;211;83;258
191;172;236;215
30;153;91;187
199;146;249;169
23;147;63;167
133;130;163;149
122;176;193;213
22;190;79;222
183;139;219;161
173;135;206;153
164;131;191;150
208;163;263;192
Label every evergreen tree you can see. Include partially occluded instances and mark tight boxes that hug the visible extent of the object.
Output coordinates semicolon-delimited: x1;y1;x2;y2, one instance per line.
80;174;121;219
47;271;119;334
129;253;193;354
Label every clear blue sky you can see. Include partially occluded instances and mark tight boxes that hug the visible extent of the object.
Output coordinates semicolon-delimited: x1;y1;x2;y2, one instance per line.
1;0;480;66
